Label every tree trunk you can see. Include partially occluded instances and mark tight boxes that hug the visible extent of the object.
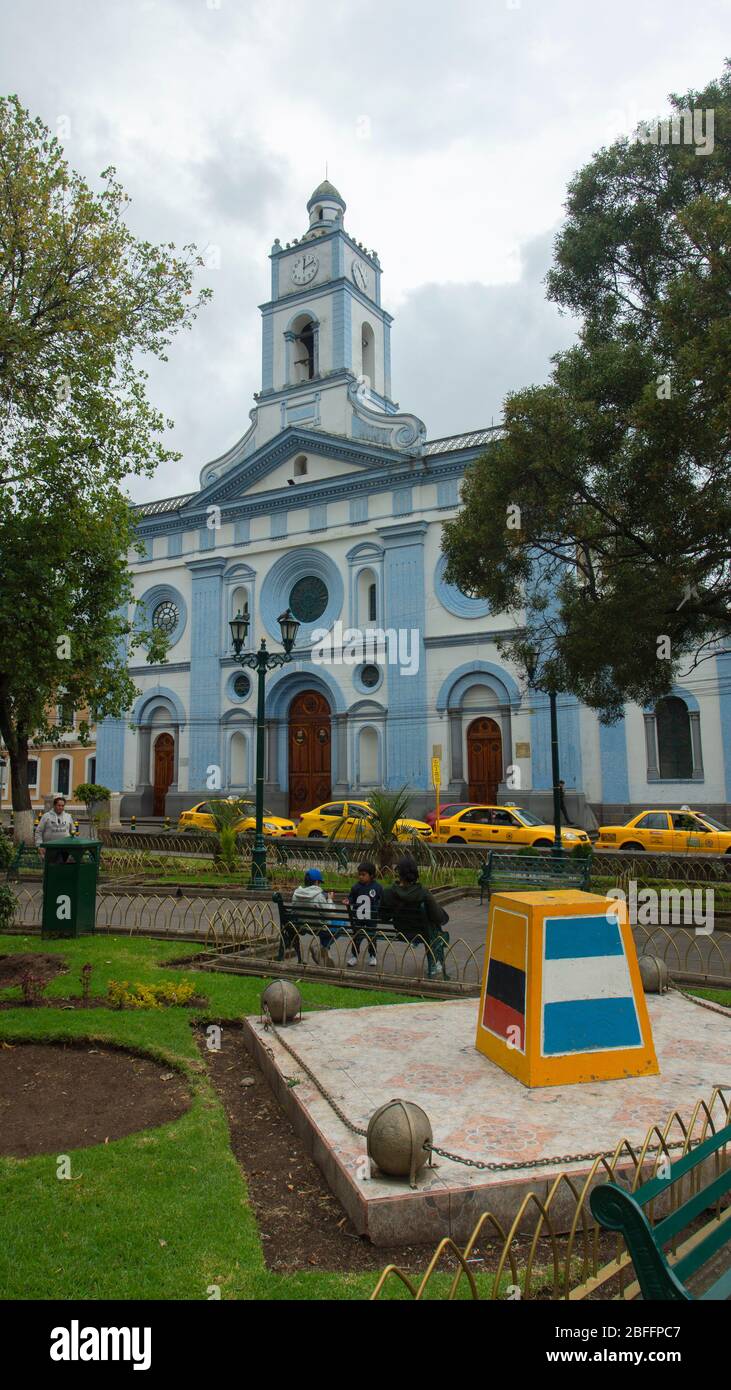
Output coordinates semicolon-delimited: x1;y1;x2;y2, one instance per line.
8;741;34;846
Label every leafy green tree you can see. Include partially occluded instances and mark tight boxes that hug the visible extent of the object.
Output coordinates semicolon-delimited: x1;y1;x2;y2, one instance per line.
442;65;730;721
74;782;111;836
0;97;210;841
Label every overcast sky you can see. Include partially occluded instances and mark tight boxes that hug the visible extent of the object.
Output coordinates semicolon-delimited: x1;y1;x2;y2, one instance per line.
1;1;727;501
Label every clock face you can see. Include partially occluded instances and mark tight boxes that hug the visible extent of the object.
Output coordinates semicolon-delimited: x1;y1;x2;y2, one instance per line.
291;253;319;285
352;259;368;293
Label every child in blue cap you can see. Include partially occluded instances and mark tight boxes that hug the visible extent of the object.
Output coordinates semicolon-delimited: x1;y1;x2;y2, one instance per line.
292;868;346;967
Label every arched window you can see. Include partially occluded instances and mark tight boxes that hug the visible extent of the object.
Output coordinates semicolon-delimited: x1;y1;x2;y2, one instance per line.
55;758;71;796
230;731;248;787
357;567;377;626
361;322;375;386
293;455;308;477
359;727;379;785
655;697;693;779
290;314;317;383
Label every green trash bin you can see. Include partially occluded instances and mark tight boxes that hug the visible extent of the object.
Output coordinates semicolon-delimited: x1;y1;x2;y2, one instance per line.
41;839;101;938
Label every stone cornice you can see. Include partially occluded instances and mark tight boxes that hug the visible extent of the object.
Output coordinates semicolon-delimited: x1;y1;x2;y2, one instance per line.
135;446;483;538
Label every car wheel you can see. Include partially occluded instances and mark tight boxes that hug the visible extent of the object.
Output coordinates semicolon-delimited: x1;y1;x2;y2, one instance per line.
308;830;325;839
620;841;645;851
532;839;552;848
447;836;465;843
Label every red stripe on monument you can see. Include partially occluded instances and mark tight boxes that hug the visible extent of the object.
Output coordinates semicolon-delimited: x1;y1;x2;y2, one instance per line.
483;994;524;1043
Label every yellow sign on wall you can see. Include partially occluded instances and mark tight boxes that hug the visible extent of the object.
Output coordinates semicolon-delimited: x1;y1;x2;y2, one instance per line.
431;757;441;788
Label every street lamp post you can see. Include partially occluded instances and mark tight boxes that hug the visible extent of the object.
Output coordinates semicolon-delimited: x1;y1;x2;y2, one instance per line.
525;653;563;858
229;605;300;889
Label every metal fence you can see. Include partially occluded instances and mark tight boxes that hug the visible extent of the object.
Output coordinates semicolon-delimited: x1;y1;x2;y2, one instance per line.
94;830;731;884
7;882;731;991
371;1086;731;1301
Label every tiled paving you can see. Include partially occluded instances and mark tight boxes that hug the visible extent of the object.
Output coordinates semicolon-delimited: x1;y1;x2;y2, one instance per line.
244;990;731;1244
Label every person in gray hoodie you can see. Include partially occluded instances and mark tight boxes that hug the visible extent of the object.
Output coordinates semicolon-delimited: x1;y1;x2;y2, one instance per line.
291;867;347;968
381;855;449;978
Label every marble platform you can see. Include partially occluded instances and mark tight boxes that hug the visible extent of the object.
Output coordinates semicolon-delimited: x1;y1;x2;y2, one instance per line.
243;993;731;1245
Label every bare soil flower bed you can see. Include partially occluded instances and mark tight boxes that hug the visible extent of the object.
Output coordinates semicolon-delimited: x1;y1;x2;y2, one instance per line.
0;1041;191;1157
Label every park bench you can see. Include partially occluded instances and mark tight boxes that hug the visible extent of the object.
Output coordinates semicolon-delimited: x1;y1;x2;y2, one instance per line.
271;892;450;978
590;1121;731;1300
7;844;43;878
477;849;592;904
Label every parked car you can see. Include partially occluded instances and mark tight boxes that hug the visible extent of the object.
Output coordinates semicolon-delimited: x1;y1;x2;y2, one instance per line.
177;801;297;837
424;801;479;828
431;803;590;848
296;800;433;841
597;808;731;854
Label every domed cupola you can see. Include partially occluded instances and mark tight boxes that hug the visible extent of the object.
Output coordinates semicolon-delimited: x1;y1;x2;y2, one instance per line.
305;179;346;236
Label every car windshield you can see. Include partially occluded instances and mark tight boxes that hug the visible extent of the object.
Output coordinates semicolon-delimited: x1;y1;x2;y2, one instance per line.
511;809;543;826
696;815;729;832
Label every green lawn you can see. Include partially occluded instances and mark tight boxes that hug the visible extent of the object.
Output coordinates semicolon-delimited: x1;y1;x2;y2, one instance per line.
0;932;474;1301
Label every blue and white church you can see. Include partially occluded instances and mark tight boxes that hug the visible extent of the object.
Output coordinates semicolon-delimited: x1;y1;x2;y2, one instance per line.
97;182;731;824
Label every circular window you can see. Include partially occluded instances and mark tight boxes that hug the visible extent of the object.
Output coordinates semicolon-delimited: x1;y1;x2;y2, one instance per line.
152;600;179;635
360;664;380;689
289;576;328;623
233;674;251;700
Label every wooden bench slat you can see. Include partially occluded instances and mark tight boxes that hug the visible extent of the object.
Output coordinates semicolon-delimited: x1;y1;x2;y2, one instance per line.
591;1121;731;1300
653;1163;731;1247
701;1264;731;1301
673;1205;731;1286
631;1125;731;1209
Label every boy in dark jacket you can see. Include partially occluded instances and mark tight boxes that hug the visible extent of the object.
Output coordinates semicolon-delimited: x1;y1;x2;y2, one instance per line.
381;855;449;978
346;861;382;968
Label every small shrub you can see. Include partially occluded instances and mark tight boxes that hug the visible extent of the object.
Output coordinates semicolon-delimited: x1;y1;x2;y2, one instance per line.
0;834;14;874
107;979;197;1010
0;882;17;930
80;962;93;1003
216;825;240;873
21;972;47;1006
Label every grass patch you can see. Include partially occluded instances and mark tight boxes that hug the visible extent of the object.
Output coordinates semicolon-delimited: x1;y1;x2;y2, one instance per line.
0;931;420;1300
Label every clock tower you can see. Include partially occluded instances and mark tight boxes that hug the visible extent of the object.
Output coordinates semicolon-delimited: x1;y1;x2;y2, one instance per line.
222;180;426;464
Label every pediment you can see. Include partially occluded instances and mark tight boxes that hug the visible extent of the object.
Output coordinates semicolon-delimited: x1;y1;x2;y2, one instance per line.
181;428;394;513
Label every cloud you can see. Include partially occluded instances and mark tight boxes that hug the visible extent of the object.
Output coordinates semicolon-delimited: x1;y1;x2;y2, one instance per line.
393;229;579;439
0;0;727;499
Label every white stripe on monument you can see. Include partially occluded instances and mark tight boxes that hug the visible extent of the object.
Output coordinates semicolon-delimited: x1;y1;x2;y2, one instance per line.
542;953;633;1005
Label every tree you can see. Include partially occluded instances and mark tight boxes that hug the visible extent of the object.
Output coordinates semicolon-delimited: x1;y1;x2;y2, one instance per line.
441;65;730;721
74;782;111;837
0;97;210;842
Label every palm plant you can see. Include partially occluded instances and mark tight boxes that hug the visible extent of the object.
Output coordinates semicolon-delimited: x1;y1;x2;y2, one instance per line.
330;786;419;876
206;798;251;872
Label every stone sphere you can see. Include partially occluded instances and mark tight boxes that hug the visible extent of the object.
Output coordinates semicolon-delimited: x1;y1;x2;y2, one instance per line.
638;955;670;994
367;1098;432;1185
262;979;302;1023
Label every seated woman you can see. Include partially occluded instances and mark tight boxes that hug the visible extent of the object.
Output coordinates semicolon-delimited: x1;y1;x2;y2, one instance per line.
381;856;449;978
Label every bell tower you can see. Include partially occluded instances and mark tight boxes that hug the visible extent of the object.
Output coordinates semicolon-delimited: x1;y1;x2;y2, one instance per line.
198;181;426;483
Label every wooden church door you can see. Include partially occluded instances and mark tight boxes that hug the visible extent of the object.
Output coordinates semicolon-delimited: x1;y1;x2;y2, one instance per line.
288;692;331;818
467;717;502;804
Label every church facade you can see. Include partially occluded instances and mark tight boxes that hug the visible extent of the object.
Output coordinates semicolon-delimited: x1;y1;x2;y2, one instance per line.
96;183;731;824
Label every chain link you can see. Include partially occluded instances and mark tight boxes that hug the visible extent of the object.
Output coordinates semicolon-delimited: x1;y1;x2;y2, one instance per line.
262;1007;368;1137
262;1007;693;1174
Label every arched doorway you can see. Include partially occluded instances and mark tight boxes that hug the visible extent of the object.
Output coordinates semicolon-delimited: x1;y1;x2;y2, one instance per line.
467;717;502;804
288;691;331;817
153;733;175;816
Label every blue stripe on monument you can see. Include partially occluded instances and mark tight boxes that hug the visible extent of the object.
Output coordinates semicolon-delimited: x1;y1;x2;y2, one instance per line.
543;997;641;1055
544;915;623;960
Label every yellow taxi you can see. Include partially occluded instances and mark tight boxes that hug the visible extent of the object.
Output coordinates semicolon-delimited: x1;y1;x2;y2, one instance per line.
597;808;731;854
296;800;433;841
431;803;590;848
177;800;296;837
